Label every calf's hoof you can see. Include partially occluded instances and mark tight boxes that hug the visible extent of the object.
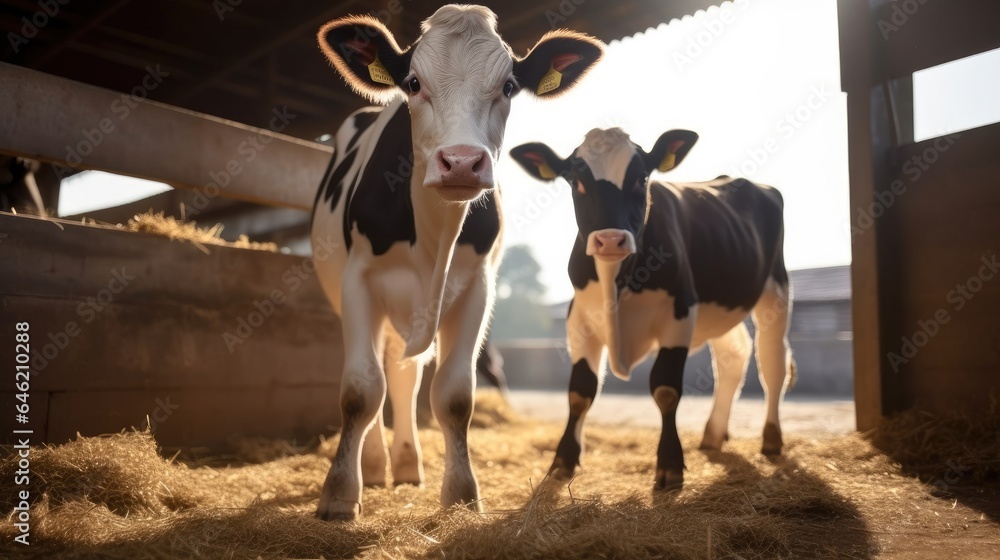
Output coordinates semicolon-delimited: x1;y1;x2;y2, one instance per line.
441;474;481;512
361;450;387;488
653;469;684;492
361;466;386;488
315;498;360;522
699;430;730;451
391;443;424;487
761;422;783;456
548;457;577;481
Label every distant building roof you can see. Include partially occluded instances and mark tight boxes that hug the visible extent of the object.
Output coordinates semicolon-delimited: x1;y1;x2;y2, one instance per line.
547;265;851;313
790;265;852;302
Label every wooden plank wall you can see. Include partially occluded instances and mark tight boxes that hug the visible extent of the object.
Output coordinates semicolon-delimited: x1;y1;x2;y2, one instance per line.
890;125;1000;413
0;213;344;450
838;0;1000;425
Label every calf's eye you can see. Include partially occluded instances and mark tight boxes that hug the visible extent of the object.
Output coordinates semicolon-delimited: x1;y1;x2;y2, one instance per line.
408;77;421;94
503;80;516;98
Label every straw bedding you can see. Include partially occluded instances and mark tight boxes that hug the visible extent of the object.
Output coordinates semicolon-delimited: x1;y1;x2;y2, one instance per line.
124;211;278;253
1;392;997;559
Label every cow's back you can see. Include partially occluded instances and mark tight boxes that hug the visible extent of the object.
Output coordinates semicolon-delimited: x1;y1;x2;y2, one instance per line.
652;176;786;311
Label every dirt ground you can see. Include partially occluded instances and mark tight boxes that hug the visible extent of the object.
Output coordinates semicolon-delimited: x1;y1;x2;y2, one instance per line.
1;391;997;559
510;391;857;435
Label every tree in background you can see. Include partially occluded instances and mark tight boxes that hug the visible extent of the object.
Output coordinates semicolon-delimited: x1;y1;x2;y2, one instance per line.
491;245;552;340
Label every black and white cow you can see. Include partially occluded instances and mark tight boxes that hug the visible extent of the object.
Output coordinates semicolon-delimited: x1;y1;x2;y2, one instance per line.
311;5;603;520
511;128;795;491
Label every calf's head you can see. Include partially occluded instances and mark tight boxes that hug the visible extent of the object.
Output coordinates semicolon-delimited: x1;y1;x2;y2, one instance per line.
319;5;604;202
511;128;698;262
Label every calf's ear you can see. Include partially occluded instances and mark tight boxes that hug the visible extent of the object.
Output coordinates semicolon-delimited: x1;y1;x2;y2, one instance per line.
510;143;569;182
642;130;699;173
318;15;411;104
515;31;604;98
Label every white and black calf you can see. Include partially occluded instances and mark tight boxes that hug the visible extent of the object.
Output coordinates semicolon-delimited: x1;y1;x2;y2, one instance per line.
511;128;795;491
310;5;603;520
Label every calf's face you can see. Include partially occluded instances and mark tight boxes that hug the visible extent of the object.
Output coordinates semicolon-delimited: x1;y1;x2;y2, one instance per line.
319;5;603;202
511;128;698;262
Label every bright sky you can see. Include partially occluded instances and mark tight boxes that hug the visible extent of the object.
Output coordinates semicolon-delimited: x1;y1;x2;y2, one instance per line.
59;0;1000;303
60;171;173;217
500;0;849;303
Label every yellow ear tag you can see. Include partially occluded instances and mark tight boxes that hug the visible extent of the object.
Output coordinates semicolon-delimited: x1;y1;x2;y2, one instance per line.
537;162;558;179
658;152;677;172
368;55;395;86
536;65;563;95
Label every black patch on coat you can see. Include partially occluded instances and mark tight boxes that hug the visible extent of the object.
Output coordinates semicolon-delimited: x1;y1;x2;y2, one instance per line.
457;191;501;254
347;110;380;151
313;110;382;223
567;177;788;319
568;358;599;399
648;347;687;394
343;104;416;255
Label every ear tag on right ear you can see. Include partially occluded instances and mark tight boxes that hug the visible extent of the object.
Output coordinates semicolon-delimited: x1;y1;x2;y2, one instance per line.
368;55;395;86
658;152;677;172
537;64;563;95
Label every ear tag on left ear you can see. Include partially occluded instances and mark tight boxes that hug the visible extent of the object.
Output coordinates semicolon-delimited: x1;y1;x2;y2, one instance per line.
537;64;563;95
659;152;677;172
368;55;395;86
537;162;558;179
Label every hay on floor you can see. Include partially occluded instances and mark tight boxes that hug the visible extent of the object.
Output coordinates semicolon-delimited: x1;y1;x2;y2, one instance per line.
1;393;997;559
867;397;1000;483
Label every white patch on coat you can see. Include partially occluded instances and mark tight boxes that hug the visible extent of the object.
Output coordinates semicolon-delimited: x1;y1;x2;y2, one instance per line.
566;282;697;380
575;127;637;189
690;303;755;351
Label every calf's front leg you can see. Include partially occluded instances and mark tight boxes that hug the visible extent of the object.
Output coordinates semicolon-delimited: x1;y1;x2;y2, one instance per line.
317;279;386;522
432;271;493;510
650;347;688;491
550;350;604;480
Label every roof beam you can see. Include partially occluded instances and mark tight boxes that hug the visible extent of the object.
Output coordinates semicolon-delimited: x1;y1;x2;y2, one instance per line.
168;1;358;104
30;0;134;67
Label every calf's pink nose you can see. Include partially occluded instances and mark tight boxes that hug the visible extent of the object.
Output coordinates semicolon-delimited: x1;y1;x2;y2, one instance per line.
595;231;627;250
435;145;491;186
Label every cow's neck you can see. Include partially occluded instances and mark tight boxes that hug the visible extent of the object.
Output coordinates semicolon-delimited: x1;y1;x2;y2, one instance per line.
402;159;471;358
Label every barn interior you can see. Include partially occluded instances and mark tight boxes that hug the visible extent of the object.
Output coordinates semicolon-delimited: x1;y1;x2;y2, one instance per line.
2;0;1000;558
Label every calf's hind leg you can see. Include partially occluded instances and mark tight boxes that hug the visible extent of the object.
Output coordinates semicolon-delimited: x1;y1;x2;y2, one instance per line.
700;322;753;451
752;279;794;456
384;333;425;486
360;408;388;487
